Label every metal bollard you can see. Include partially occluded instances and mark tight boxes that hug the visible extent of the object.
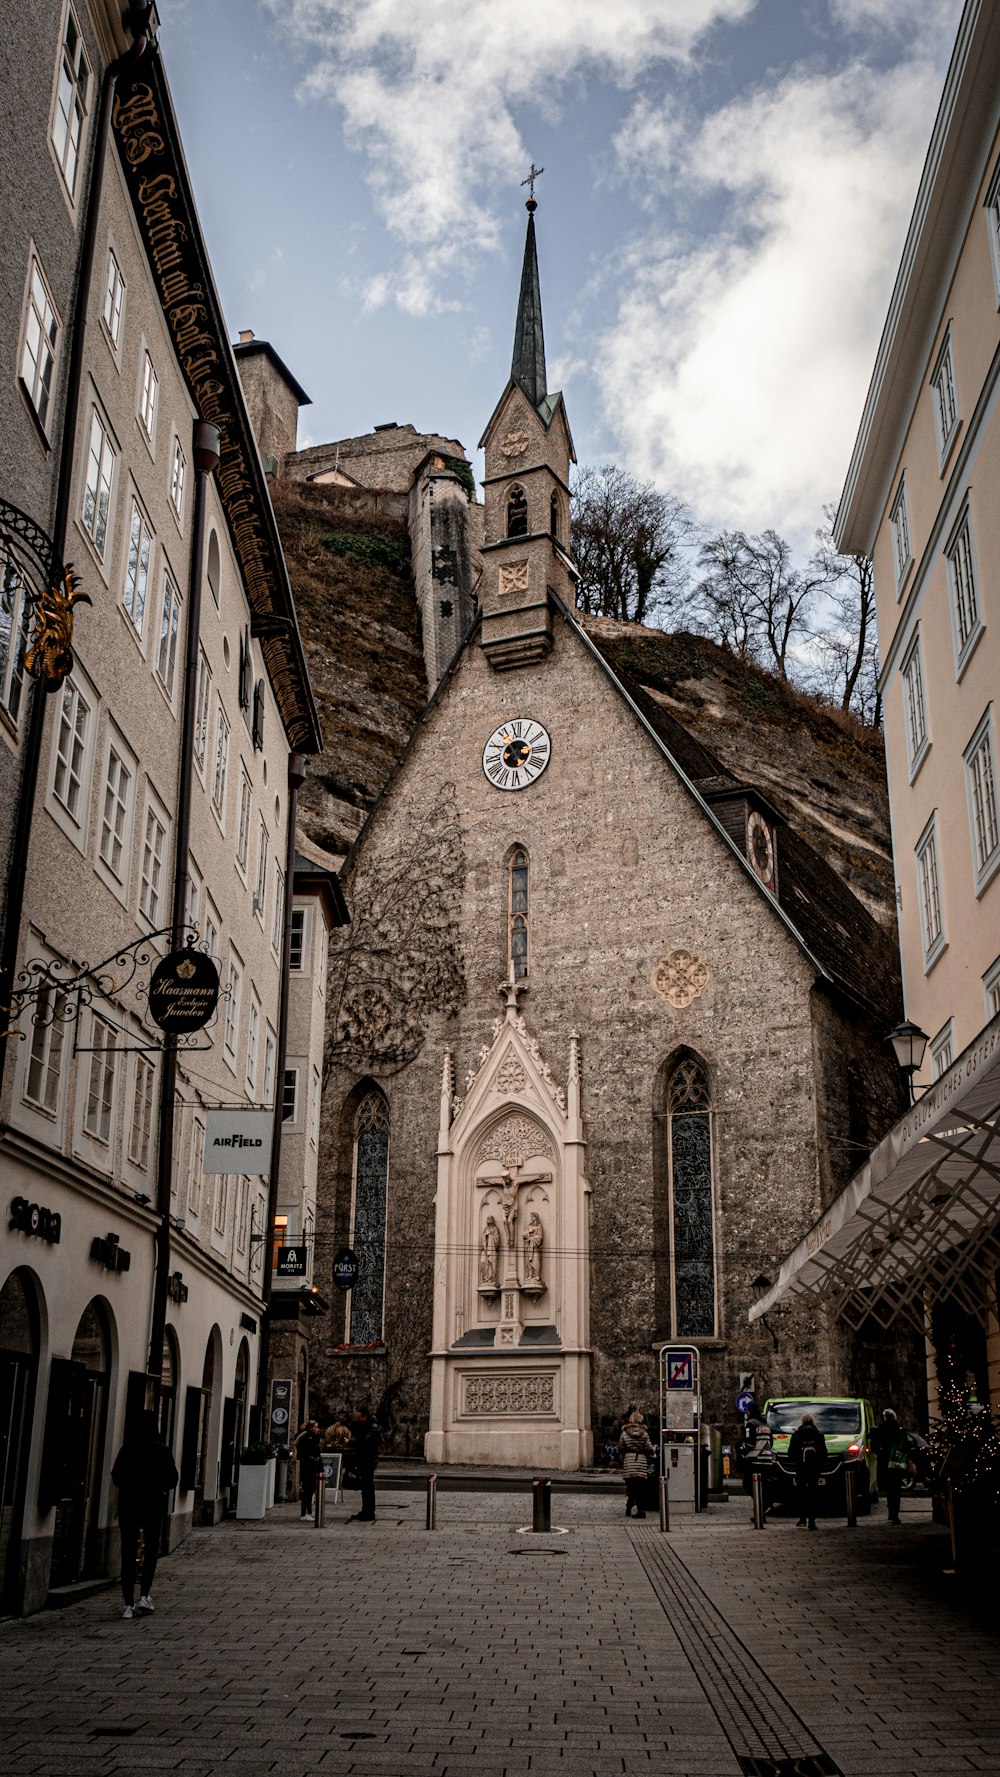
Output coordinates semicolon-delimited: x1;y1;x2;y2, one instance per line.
313;1474;325;1528
426;1472;438;1530
751;1471;766;1529
532;1476;551;1533
659;1472;670;1533
845;1467;857;1528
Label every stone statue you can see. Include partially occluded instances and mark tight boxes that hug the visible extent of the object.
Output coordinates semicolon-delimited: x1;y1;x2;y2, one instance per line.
479;1216;500;1288
500;1173;519;1247
523;1212;544;1287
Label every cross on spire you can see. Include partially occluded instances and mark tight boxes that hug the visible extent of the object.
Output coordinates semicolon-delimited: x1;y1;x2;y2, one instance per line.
521;162;544;208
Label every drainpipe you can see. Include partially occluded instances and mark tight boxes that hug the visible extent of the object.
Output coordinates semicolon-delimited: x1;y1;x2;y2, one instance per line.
255;751;307;1405
0;19;151;1108
147;422;221;1382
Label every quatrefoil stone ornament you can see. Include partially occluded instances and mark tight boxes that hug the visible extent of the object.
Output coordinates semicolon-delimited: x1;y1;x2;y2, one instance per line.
500;428;529;458
651;949;710;1009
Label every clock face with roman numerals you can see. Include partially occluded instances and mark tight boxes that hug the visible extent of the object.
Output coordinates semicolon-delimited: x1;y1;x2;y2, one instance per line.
482;718;551;792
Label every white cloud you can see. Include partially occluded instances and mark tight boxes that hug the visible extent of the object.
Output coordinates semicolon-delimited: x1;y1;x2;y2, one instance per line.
262;0;755;307
598;42;957;540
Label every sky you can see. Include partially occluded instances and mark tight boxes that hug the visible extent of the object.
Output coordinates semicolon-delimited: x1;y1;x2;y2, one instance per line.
162;0;964;554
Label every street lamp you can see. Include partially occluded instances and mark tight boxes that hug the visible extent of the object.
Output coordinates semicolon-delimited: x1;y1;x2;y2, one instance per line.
887;1020;929;1103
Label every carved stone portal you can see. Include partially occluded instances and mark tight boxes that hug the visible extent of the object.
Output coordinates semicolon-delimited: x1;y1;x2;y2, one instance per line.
464;1374;554;1414
651;949;710;1008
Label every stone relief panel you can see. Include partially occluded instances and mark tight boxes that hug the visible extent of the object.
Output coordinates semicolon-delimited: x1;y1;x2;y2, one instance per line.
463;1374;555;1414
651;949;710;1009
496;1051;526;1094
476;1116;554;1170
499;560;529;596
500;428;529;459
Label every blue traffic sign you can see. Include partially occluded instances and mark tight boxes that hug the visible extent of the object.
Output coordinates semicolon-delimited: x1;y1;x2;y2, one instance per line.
665;1351;695;1389
736;1390;755;1415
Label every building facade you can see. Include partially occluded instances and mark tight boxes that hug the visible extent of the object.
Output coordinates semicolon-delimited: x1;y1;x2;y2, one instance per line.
0;7;323;1616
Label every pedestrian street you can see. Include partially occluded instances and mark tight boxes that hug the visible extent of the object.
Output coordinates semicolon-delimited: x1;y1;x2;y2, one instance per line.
3;1487;999;1777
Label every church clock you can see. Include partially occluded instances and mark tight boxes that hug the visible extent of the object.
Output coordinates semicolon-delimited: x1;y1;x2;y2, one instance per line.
747;809;775;886
482;719;551;791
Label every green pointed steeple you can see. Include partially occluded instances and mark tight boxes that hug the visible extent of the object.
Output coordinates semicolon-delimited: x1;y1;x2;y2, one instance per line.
511;200;547;411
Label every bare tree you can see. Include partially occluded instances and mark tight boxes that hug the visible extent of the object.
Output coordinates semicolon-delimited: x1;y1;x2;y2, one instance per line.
571;464;694;627
806;508;881;724
692;528;829;679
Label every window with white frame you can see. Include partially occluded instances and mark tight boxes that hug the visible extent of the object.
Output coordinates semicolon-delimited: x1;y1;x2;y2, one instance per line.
170;435;186;521
254;818;268;921
236;1177;250;1254
139;799;167;924
289;906;306;971
902;632;928;772
224;951;243;1063
984;955;1000;1021
51;5;90;199
246;993;260;1095
24;984;68;1113
128;1054;155;1168
203;893;221;965
263;1025;276;1109
98;739;132;882
193;649;211;772
271;865;285;955
81;406;116;558
947;509;981;667
282;1067;298;1124
138;349;158;441
211;697;229;821
985;161;1000;303
214;1172;229;1235
184;859;202;938
916;816;945;965
316;924;327;1002
83;1016;115;1142
0;565;31;726
188;1118;205;1214
311;1066;321;1148
930;330;959;464
236;769;252;873
964;711;1000;888
206;529;220;606
930;1021;954;1080
890;480;911;590
103;248;125;348
52;677;91;824
122;498;152;637
155;570;181;695
20;257;59;432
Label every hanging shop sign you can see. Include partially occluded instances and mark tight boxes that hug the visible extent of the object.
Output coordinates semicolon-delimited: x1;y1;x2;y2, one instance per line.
268;1377;293;1447
332;1248;358;1291
9;1196;61;1243
276;1245;307;1279
203;1109;273;1173
148;947;220;1034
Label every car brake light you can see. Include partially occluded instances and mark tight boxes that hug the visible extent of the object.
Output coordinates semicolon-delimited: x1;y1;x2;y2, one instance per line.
847;1443;861;1455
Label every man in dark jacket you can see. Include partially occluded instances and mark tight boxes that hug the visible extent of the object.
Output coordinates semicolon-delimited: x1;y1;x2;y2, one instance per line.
789;1413;827;1531
111;1411;178;1619
295;1420;322;1518
871;1408;909;1525
349;1406;381;1524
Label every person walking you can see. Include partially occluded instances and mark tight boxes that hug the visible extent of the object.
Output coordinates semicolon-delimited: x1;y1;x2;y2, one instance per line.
871;1408;910;1525
295;1419;322;1519
111;1410;178;1621
619;1411;655;1519
789;1412;827;1530
348;1406;381;1524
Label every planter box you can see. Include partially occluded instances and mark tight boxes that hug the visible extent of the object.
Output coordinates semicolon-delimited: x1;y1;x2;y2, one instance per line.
236;1459;274;1520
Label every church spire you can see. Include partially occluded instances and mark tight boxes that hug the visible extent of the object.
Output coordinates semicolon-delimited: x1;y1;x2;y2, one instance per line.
511;178;547;412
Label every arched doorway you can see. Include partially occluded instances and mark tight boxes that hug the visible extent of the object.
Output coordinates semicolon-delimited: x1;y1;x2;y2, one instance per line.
0;1270;40;1612
158;1328;179;1452
42;1299;111;1587
221;1339;250;1508
197;1332;216;1516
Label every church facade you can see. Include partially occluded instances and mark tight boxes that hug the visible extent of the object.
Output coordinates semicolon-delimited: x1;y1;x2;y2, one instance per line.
308;203;907;1465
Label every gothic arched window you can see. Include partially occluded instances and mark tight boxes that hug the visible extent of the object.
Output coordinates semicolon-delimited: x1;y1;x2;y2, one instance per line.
506;486;528;538
550;491;560;540
667;1057;717;1337
509;847;529;980
348;1090;390;1344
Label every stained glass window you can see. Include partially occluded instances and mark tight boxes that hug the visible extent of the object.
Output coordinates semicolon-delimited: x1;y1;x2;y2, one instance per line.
668;1058;716;1337
349;1092;390;1344
509;847;529;980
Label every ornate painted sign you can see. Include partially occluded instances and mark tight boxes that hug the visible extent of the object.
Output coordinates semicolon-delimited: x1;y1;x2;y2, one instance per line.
149;946;220;1033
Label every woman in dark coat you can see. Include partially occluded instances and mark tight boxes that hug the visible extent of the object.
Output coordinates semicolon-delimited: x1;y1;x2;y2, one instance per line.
788;1413;828;1531
619;1412;655;1519
111;1410;178;1620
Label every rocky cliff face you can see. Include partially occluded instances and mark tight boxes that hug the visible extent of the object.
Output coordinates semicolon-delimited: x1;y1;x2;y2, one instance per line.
581;616;896;926
271;477;428;857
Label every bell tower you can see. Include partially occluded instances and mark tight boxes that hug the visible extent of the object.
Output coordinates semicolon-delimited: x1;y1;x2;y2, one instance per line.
479;178;577;672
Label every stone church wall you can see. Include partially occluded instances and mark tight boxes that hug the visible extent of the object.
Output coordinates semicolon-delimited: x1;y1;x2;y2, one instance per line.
309;617;886;1456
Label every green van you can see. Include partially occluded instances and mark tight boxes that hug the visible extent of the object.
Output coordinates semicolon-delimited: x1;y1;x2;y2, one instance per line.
747;1396;877;1512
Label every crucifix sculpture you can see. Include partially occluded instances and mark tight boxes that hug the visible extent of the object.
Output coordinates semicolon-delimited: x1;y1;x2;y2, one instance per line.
521;162;544;203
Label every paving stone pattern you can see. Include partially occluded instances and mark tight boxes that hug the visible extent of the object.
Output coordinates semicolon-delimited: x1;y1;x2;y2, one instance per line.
1;1491;998;1777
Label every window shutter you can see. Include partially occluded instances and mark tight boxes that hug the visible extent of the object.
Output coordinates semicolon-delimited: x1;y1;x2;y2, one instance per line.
252;678;265;750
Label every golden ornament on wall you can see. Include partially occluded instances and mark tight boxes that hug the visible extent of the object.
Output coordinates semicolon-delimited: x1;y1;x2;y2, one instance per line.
651;949;710;1009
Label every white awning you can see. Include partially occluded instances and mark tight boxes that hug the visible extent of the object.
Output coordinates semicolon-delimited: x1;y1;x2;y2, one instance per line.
749;1015;1000;1336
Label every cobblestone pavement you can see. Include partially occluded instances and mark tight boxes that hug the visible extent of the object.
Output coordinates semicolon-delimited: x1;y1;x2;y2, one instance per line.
2;1488;999;1777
